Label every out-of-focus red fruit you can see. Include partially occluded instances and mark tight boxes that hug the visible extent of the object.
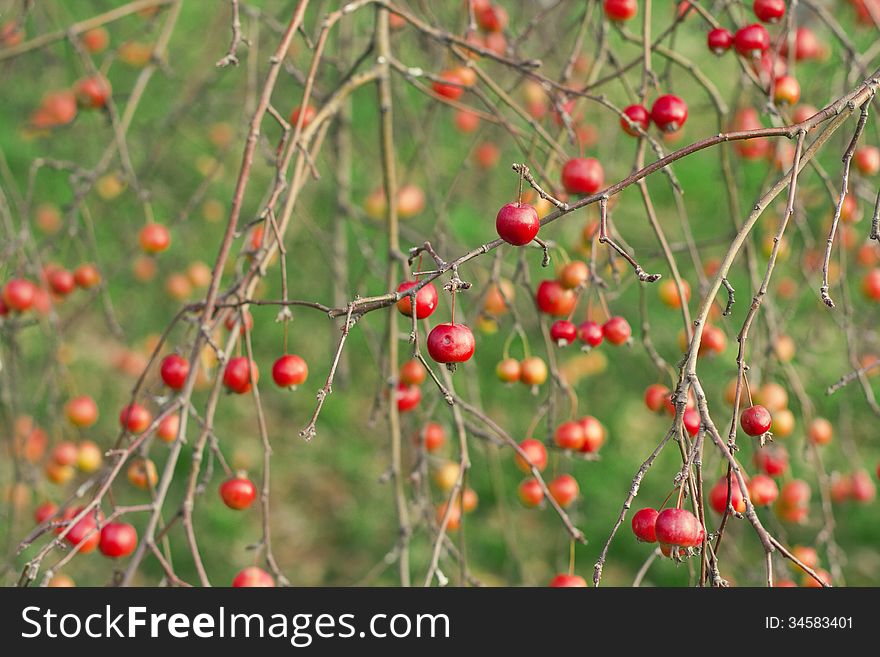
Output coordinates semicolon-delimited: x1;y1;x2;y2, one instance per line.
602;316;631;345
709;476;747;514
578;320;604;347
554;421;585;451
754;445;789;477
620;104;650;136
561;158;604;195
549;574;587;587
232;566;275;587
515;438;548;473
780;27;825;61
535;280;577;316
578;415;606;453
548;474;579;508
644;384;670;413
518;478;544;507
749;474;779;506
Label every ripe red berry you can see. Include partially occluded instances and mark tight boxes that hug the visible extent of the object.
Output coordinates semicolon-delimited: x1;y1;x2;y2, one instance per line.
495;202;540;246
573;417;602;455
851;469;876;503
753;0;786;22
518;478;545;507
65;395;99;428
62;507;102;553
160;354;189;390
654;508;701;548
272;354;308;388
740;404;772;436
139;223;171;254
780;26;823;61
3;278;36;312
432;70;466;100
683;407;700;437
395;382;421;412
644;384;670;413
602;316;631;345
631;508;659;542
554;421;586;451
399;359;425;386
157;413;180;442
82;27;109;53
99;522;137;558
549;574;587;587
707;27;733;54
536;280;577;316
550;320;577;346
34;502;58;525
779;479;811;509
47;268;75;296
651;94;688;132
427;323;475;364
734;23;770;57
223;356;258;394
754;445;789;477
73;263;101;289
396;281;439;319
709;477;746;514
548;474;579;508
578;320;604;347
749;474;779;506
74;75;111;108
773;75;800;105
855;146;880;176
119;403;152;433
419;422;446;452
515;438;548;473
561;157;604;195
232;566;275;587
620;104;650;136
454;109;480;133
220;476;257;510
603;0;638;21
557;261;589;289
289;104;316;128
476;4;507;32
863;269;880;300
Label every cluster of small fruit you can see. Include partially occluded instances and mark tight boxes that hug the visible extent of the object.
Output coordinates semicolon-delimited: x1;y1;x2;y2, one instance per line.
704;1;821;109
0;263;101;317
395;277;477;369
512;439;579;512
24;26;110;129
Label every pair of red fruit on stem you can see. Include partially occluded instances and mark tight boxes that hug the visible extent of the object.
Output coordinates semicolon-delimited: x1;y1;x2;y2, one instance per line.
395;278;475;367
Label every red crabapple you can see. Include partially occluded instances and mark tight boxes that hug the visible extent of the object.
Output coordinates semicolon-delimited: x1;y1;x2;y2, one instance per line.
272;354;308;388
220;475;257;510
740;404;772;436
427;323;475;365
631;508;659;543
